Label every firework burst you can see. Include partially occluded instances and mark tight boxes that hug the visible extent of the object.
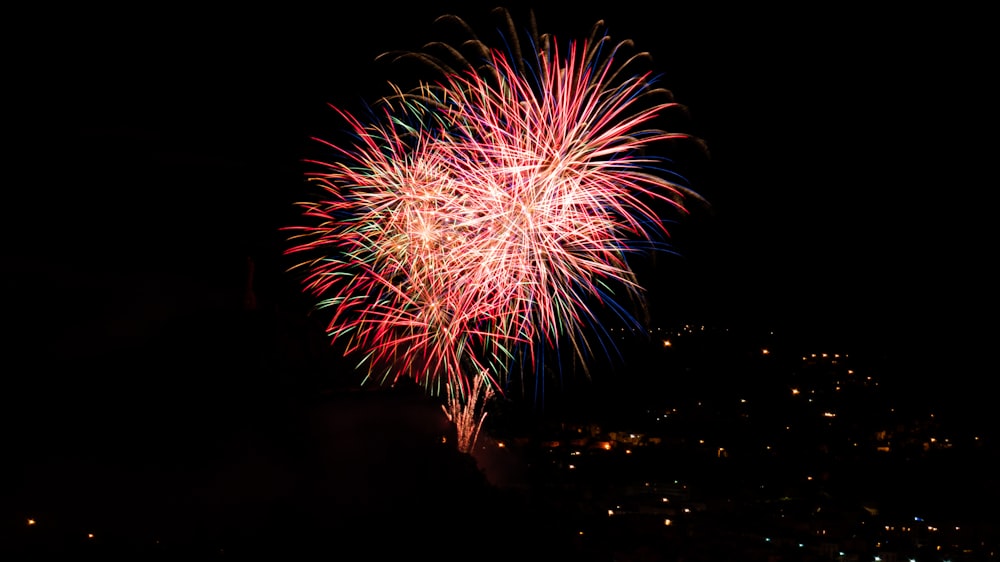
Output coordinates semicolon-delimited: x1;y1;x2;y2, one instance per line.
285;8;706;426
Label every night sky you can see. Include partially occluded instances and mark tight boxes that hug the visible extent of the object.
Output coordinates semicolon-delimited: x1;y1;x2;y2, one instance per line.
5;4;993;436
3;2;995;557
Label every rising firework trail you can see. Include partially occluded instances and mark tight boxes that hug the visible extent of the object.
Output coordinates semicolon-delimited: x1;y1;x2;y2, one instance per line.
284;7;707;450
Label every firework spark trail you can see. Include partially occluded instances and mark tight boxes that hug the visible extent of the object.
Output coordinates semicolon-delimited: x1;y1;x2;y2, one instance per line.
285;9;705;407
443;372;494;453
412;39;698;365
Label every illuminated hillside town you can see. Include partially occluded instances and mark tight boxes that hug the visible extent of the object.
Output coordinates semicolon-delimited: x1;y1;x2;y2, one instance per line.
473;324;999;561
6;318;997;561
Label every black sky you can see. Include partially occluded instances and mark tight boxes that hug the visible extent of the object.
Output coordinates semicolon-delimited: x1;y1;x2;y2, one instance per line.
5;3;993;401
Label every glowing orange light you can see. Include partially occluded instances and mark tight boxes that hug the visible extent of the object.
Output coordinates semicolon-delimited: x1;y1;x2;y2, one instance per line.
27;518;36;526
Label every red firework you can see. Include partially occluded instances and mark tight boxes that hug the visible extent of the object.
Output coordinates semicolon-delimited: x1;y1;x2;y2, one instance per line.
285;9;705;404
